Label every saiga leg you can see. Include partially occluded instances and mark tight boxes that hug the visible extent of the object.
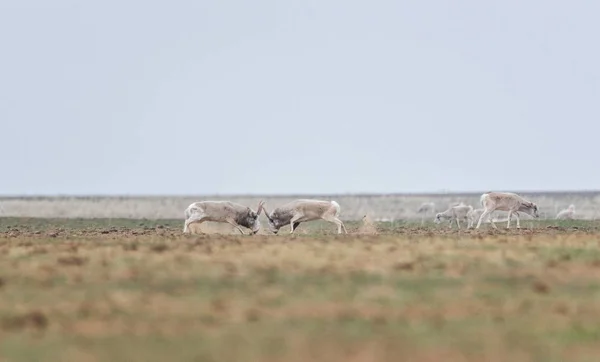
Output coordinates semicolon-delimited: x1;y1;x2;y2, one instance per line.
225;218;246;235
333;217;348;234
476;210;490;229
289;215;302;234
184;215;207;234
488;211;498;229
323;215;347;234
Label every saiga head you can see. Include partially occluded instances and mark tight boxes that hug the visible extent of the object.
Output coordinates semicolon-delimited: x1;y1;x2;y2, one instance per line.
519;202;539;218
259;203;282;234
244;200;264;234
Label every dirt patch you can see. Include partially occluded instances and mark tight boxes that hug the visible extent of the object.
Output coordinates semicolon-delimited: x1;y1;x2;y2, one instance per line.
356;215;379;235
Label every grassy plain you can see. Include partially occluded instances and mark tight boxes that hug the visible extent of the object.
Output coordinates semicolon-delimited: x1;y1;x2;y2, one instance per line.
2;191;599;220
1;218;600;361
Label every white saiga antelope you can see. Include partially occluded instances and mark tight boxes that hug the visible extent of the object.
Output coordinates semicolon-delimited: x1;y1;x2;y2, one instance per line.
434;204;473;229
417;202;436;225
475;192;539;229
183;200;264;235
261;199;348;234
556;204;575;220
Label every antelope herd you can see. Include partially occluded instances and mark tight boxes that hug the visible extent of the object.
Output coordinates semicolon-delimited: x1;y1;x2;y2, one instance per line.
182;192;580;234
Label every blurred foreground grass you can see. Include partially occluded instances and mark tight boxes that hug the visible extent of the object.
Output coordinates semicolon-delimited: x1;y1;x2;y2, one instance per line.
1;219;600;361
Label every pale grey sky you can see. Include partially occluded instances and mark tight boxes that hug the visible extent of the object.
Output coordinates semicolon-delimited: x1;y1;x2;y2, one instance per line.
1;0;598;195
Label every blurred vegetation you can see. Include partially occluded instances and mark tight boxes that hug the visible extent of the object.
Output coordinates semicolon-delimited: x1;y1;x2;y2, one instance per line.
1;219;600;361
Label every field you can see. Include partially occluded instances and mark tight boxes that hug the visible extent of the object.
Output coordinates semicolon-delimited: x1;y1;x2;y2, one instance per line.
2;191;600;220
2;216;600;362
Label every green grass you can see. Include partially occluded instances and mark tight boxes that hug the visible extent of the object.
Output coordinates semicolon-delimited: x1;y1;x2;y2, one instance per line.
1;216;598;234
0;217;175;231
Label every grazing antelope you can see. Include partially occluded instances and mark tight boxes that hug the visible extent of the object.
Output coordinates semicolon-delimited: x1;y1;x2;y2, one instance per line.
476;192;539;229
434;204;473;229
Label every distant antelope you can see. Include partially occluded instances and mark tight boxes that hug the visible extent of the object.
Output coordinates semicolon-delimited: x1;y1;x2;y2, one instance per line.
434;204;473;229
417;202;436;225
476;192;539;229
556;204;575;220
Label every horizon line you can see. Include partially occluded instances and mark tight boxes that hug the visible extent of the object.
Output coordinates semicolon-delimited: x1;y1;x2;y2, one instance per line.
1;189;599;199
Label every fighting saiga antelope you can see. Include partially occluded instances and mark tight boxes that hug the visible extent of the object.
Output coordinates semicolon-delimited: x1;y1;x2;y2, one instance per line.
183;200;264;235
261;199;348;234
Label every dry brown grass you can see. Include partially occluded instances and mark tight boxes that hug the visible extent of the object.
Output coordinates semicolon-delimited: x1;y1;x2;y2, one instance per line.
2;220;600;361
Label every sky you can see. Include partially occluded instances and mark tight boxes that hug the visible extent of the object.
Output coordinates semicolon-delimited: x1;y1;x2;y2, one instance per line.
1;0;598;195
